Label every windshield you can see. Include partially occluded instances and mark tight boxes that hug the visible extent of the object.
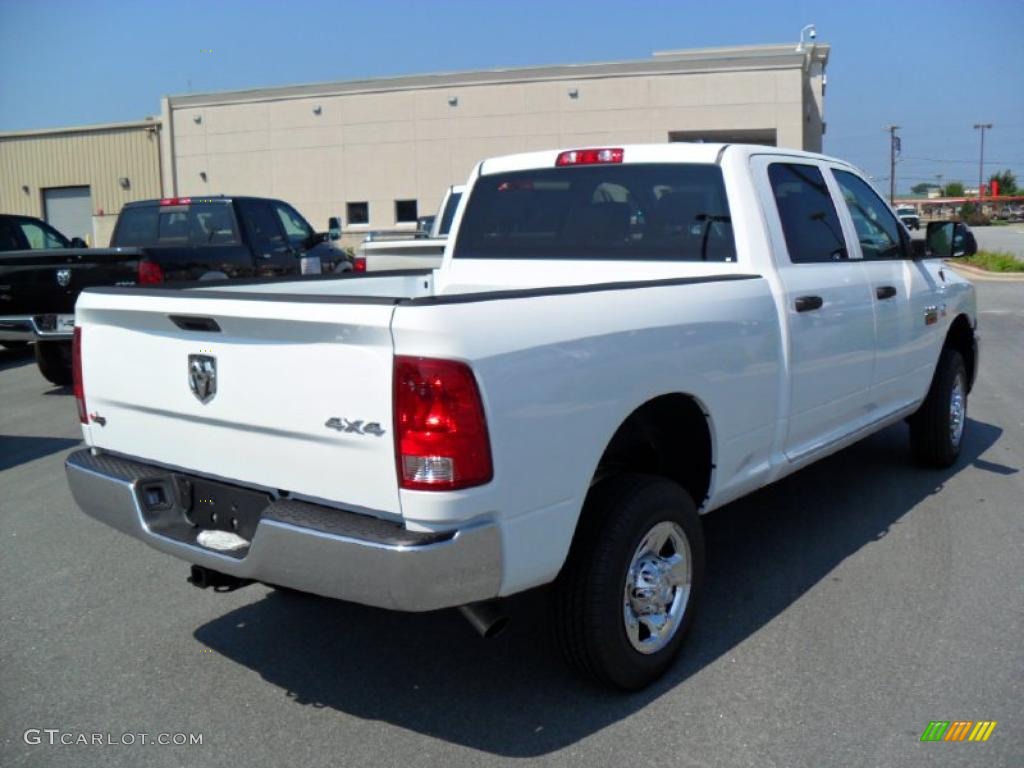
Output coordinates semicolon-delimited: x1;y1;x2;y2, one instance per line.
454;164;735;262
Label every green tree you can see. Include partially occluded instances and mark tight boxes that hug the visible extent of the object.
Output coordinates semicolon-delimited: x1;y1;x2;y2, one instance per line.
911;182;934;195
988;169;1018;196
943;181;965;197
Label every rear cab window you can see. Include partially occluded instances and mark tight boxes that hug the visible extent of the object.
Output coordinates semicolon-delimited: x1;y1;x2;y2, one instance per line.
114;202;240;246
454;163;735;262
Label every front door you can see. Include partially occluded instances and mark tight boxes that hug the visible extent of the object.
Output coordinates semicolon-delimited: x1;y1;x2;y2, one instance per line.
828;167;942;412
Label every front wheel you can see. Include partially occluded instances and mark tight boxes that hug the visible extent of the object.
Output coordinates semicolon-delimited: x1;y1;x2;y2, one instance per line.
909;348;967;467
35;340;73;386
552;473;704;690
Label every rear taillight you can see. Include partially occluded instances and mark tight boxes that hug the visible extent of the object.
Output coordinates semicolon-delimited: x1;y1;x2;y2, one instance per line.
137;259;164;284
394;356;492;491
555;147;624;166
353;257;367;273
72;326;87;424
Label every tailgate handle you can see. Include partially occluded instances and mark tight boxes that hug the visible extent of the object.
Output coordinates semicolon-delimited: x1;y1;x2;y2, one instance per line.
169;315;221;332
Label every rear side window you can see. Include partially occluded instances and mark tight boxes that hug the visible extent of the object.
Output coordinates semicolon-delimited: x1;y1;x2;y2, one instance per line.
454;164;735;262
832;170;904;259
115;204;238;246
767;163;848;263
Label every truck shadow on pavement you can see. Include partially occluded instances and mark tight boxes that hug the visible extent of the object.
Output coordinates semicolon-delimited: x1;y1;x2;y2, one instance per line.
194;418;1007;757
0;344;34;371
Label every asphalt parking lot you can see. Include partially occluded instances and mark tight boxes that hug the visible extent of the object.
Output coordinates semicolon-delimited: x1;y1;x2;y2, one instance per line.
972;224;1024;260
1;278;1021;768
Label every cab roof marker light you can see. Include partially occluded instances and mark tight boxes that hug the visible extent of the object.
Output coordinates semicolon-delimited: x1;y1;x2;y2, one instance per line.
555;148;624;167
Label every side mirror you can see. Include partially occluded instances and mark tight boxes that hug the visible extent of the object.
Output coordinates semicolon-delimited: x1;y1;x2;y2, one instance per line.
69;237;87;248
953;223;977;257
303;232;330;250
328;217;342;241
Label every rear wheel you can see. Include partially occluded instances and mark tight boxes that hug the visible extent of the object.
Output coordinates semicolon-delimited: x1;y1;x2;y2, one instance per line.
35;340;73;386
909;348;967;467
553;473;704;690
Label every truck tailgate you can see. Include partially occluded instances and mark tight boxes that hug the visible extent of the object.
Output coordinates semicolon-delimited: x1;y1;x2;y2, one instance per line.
75;289;401;515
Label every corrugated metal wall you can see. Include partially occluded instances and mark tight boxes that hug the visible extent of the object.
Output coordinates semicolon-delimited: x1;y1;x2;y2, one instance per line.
0;122;162;223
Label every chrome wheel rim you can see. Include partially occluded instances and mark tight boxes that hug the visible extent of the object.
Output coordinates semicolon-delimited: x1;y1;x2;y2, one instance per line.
950;373;966;448
623;521;692;655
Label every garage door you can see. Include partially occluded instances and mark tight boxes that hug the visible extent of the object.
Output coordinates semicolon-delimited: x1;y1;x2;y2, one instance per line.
44;187;92;243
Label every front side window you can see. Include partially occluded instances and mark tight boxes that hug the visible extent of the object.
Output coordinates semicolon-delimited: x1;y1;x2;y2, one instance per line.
833;170;904;259
454;163;735;262
19;220;69;249
273;202;313;245
767;163;847;264
190;204;239;245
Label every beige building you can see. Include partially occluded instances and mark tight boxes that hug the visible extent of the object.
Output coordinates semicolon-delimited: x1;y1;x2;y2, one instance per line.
162;43;829;246
0;119;162;246
1;43;828;250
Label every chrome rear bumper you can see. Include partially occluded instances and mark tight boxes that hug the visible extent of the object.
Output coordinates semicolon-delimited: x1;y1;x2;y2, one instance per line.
65;450;501;611
0;315;73;341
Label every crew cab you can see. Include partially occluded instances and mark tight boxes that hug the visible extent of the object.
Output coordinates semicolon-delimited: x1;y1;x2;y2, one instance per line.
0;196;350;385
356;185;464;271
65;144;978;690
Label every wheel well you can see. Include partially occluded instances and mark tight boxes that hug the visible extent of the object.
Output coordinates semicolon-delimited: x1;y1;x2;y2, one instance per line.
945;314;976;392
595;394;713;508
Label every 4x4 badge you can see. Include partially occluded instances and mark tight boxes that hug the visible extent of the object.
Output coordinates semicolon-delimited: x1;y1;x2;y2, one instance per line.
325;418;385;437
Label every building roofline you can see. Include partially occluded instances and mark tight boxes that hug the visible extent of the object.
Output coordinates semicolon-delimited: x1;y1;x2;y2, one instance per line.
167;42;830;109
0;118;161;139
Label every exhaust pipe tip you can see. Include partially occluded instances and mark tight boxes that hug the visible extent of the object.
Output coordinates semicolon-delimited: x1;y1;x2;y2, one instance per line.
458;600;509;639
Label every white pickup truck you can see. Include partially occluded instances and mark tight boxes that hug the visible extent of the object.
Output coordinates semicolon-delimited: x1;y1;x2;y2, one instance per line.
66;144;978;690
356;185;464;272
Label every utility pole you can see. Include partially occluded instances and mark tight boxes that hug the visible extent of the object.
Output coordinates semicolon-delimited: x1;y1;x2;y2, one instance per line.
973;123;992;198
884;125;900;203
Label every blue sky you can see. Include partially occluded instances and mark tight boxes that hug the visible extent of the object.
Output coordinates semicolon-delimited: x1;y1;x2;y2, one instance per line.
1;0;1021;193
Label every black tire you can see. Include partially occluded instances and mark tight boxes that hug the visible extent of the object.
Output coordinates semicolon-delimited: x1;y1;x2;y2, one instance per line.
909;348;967;468
1;341;28;350
552;473;705;690
34;340;73;386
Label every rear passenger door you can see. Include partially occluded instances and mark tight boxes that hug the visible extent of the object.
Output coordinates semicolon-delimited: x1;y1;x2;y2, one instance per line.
828;167;941;411
752;156;876;462
236;200;296;276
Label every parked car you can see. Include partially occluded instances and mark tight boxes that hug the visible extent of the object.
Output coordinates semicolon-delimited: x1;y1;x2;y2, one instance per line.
0;196;350;384
356;185;464;271
895;205;921;230
65;144;978;690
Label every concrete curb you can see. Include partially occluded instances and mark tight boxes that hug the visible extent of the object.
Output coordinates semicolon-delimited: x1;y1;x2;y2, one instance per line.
944;260;1024;282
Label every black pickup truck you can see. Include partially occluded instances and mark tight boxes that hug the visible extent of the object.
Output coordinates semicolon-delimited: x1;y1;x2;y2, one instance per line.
0;197;351;385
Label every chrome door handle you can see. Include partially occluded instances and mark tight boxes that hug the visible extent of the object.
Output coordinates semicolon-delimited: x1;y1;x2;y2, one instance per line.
876;285;897;300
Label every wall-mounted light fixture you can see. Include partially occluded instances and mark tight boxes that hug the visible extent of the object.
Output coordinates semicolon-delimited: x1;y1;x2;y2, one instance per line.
448;96;458;107
118;177;130;190
568;88;579;99
199;171;208;182
21;185;30;194
312;105;322;115
193;114;203;124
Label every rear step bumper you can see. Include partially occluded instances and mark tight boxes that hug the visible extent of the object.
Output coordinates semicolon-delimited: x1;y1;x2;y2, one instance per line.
0;315;74;342
65;449;501;611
